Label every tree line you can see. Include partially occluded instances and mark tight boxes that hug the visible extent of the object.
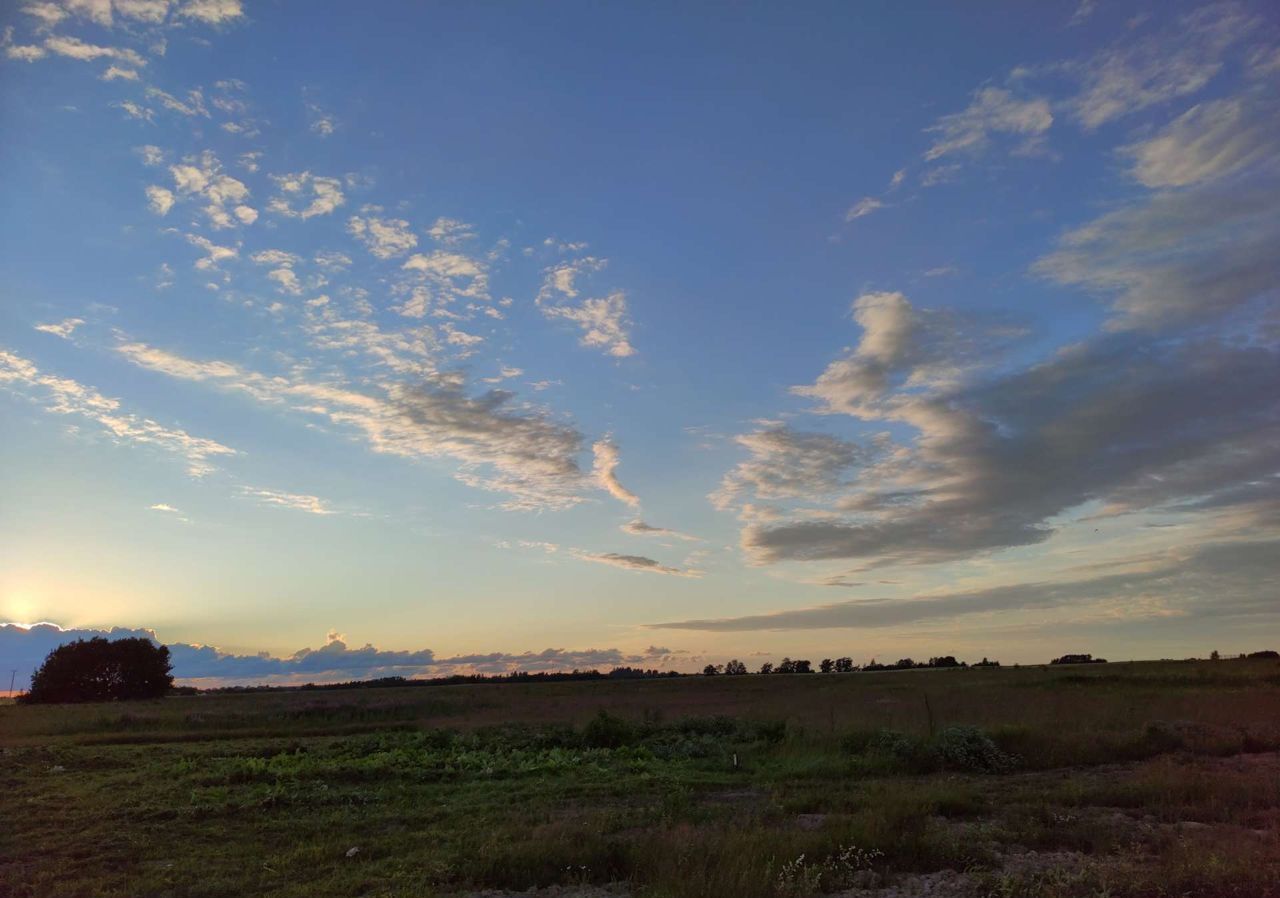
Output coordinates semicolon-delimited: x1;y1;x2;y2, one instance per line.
702;655;1002;676
14;638;1279;703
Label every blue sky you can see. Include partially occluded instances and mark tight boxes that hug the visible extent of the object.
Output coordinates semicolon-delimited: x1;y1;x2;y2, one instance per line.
2;0;1278;687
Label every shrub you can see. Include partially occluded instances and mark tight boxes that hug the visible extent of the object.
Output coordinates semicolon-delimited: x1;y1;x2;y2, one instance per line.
582;710;634;748
932;726;1015;773
839;729;880;755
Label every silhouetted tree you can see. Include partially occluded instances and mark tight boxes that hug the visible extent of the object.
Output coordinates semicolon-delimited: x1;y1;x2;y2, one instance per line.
702;664;719;676
834;657;855;673
724;659;748;675
793;659;813;673
758;662;774;675
23;637;173;704
819;658;835;673
776;657;795;674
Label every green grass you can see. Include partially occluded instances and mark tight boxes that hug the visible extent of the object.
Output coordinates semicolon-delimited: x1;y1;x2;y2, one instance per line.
3;657;1279;897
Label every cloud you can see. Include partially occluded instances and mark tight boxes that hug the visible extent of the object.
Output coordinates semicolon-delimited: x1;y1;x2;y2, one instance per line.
101;65;138;81
5;43;48;62
386;382;588;510
750;332;1280;567
1068;0;1096;27
622;520;701;542
537;257;607;303
265;267;301;295
149;503;181;513
145;185;174;215
1121;95;1277;188
146;86;208;117
1064;5;1253;129
571;551;702;578
534;256;635;355
137;145;166;166
845;197;885;221
177;0;244;25
39;35;146;68
919;164;960;187
185;233;237;269
164;151;253;229
114;100;153;122
22;2;69;29
791;291;1017;418
46;0;171;26
239;486;336;515
314;250;352;270
401;250;483;278
0;623;683;689
542;292;636;358
427;217;476;245
307;103;336;136
0;348;237;477
34;318;85;338
923;87;1053;160
397;249;492;317
114;340;598;511
250;249;301;267
592;438;639;507
347;215;418;258
267;172;346;219
114;0;172;24
650;537;1280;630
712;426;868;514
1036;103;1280;330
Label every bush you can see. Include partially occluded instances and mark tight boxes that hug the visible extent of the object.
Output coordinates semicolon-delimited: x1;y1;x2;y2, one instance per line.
582;710;634;748
932;726;1015;773
844;727;1016;773
839;728;928;769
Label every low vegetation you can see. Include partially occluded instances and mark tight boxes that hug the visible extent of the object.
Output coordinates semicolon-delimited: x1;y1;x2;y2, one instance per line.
2;657;1279;897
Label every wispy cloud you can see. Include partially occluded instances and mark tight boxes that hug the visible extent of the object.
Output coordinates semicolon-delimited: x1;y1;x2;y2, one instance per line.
0;348;237;477
845;197;885;221
592;438;640;507
34;318;85;339
239;486;337;515
572;550;702;578
651;538;1279;630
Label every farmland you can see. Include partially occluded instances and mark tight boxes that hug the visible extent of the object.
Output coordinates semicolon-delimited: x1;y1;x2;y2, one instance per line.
3;658;1280;898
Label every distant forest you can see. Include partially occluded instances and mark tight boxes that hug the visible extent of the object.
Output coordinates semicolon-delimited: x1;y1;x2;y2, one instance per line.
193;650;1279;695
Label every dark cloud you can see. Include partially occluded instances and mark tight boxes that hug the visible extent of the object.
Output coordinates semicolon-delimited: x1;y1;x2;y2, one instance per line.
735;83;1280;568
621;520;701;541
385;382;588;510
749;335;1279;565
0;624;684;690
651;538;1280;631
572;551;702;578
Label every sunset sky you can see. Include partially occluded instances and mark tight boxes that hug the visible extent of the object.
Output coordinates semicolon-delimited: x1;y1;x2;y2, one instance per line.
2;0;1278;687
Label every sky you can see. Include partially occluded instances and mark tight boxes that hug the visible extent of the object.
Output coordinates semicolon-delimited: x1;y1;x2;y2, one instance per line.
1;0;1278;689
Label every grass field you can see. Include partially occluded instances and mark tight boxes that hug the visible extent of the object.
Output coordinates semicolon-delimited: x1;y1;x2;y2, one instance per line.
3;658;1280;897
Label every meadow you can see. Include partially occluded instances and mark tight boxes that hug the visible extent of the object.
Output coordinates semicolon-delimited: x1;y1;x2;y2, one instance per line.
3;658;1279;898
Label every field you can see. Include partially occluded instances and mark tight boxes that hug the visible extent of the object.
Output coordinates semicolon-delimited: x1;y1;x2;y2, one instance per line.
3;659;1280;898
